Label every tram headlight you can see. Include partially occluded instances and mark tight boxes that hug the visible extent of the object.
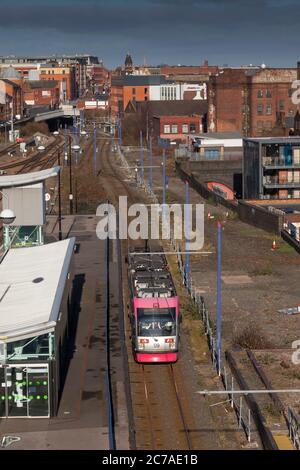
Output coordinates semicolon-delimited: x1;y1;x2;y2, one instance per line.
139;338;149;349
165;338;176;349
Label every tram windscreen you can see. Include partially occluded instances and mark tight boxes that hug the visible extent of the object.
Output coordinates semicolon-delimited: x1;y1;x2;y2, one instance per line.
137;308;176;337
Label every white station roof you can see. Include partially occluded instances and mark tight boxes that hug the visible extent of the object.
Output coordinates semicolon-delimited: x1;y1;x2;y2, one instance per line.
0;238;75;342
0;166;60;188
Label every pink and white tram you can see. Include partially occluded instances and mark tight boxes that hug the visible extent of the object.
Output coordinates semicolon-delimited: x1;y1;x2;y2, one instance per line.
128;247;180;363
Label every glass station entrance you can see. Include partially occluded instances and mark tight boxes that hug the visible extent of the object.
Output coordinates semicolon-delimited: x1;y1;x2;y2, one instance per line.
0;364;49;418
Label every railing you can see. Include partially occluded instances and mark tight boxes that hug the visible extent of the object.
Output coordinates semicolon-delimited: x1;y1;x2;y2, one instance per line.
263;176;300;185
288;407;300;450
263;157;300;167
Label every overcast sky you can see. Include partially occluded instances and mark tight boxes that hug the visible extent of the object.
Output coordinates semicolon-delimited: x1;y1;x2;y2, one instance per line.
0;0;300;68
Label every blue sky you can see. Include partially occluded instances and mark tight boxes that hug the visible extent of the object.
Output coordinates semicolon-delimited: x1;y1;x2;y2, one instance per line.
0;0;300;68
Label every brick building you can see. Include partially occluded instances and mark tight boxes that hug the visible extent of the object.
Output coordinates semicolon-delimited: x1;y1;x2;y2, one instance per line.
39;64;76;101
161;60;219;78
0;79;23;121
23;81;60;108
208;66;300;137
131;100;207;143
110;75;166;116
86;64;110;94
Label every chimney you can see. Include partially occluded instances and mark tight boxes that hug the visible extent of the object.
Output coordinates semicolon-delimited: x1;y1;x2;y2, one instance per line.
297;61;300;80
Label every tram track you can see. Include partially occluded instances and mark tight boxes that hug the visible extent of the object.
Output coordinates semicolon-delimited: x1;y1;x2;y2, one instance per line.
94;133;206;450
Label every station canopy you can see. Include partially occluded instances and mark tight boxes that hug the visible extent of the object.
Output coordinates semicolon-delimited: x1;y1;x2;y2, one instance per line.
0;166;60;188
0;238;75;342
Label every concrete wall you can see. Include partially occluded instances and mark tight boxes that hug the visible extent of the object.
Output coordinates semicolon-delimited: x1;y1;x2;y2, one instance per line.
182;159;242;191
176;161;284;234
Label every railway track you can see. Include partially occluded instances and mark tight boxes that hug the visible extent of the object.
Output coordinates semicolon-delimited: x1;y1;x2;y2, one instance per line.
0;139;64;174
136;364;193;450
93;133;206;450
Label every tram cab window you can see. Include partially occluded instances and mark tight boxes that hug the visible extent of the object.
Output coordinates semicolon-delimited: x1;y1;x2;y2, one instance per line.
137;308;176;336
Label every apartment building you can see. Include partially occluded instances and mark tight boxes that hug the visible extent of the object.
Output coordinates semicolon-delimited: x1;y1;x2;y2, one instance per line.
39;65;76;101
243;137;300;199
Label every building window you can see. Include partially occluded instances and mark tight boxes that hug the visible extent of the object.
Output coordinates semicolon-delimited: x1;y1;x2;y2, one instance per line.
171;124;178;133
163;125;170;134
257;90;263;98
278;100;285;111
144;96;148;101
144;88;148;94
190;123;196;133
257;120;263;129
204;149;220;159
182;124;189;133
288;89;293;97
266;89;272;98
264;121;272;130
132;88;136;95
266;104;272;115
257;104;263;115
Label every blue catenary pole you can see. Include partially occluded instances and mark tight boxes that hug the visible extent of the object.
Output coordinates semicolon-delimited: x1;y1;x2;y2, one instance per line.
64;124;67;166
149;136;153;191
216;221;222;375
93;123;97;174
185;181;190;288
140;130;144;182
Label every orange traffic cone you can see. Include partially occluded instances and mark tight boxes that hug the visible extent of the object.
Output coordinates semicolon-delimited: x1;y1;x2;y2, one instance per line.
271;240;276;251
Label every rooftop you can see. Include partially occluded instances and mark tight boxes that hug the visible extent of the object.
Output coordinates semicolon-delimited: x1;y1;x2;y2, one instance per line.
244;137;300;144
0;167;60;188
0;238;75;342
27;80;58;89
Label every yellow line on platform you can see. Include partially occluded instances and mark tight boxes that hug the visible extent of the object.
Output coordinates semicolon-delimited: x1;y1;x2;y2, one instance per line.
273;435;295;450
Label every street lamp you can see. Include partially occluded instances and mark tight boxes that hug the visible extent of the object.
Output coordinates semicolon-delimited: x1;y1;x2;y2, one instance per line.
53;131;59;136
0;190;16;225
67;136;81;215
0;208;15;225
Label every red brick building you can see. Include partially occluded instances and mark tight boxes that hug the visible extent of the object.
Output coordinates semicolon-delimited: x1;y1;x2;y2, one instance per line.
208;67;300;136
153;115;203;143
131;100;207;143
161;61;219;77
23;80;60;107
87;64;110;94
0;79;23;121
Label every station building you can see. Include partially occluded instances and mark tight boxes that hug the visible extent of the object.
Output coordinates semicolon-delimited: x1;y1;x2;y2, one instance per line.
0;238;75;418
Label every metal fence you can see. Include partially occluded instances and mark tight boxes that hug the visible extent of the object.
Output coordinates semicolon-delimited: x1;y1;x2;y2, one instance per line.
288;407;300;450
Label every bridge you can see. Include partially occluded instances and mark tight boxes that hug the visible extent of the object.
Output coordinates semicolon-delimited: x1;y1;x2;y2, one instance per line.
34;107;80;122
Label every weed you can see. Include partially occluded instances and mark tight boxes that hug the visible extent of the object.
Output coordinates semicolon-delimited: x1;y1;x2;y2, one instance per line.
280;360;290;369
232;324;273;350
251;266;273;276
263;403;282;418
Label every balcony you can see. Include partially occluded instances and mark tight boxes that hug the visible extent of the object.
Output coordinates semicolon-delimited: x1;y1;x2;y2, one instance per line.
263;176;300;188
262;157;300;169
